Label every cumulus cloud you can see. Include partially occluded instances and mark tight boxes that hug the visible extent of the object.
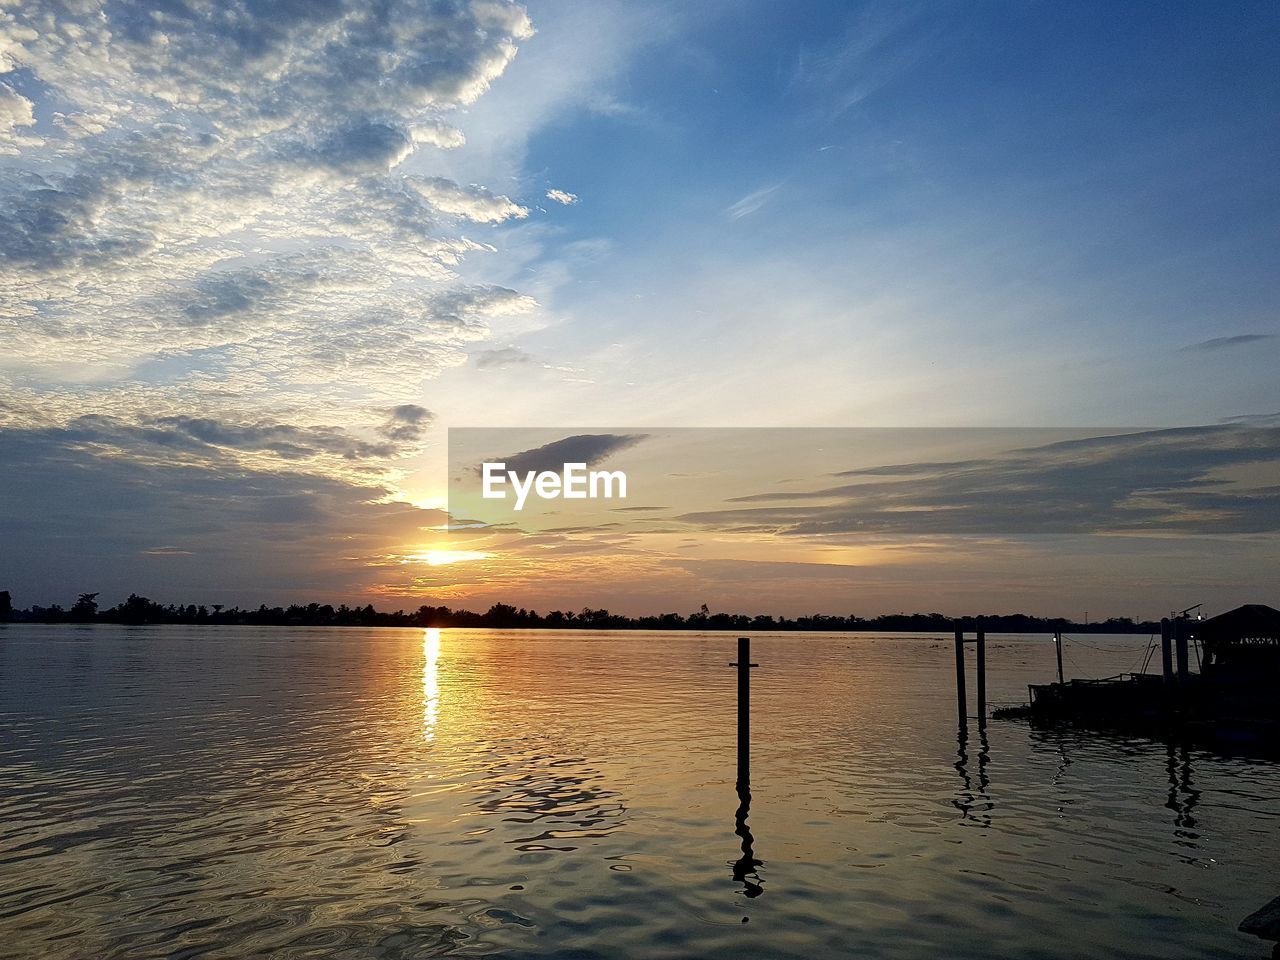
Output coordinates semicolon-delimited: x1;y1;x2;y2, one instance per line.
0;81;35;141
546;188;579;205
409;177;528;222
306;122;416;177
0;0;542;463
378;404;434;443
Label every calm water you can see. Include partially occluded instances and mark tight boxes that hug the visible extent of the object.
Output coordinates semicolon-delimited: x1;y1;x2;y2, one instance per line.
2;626;1278;960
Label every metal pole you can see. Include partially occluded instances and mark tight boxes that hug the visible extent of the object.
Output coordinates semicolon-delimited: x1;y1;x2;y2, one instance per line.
976;626;986;726
954;627;967;721
1055;631;1064;685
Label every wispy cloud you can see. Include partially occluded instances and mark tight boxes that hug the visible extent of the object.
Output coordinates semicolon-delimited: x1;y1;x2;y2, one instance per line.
546;188;579;205
725;184;781;220
679;425;1280;536
474;347;536;370
1181;334;1275;352
489;433;649;476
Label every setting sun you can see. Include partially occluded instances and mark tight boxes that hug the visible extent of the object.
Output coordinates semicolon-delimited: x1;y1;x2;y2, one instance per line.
404;549;491;567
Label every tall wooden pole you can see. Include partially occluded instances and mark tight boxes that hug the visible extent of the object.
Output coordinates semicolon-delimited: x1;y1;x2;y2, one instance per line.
976;626;987;725
954;626;967;721
1174;617;1189;684
735;637;753;787
1055;631;1064;685
1160;618;1174;688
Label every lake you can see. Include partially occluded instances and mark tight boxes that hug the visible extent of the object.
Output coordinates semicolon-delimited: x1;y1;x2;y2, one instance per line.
1;626;1277;959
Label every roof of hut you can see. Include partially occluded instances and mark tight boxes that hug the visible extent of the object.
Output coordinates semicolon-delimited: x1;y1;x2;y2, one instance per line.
1197;604;1280;646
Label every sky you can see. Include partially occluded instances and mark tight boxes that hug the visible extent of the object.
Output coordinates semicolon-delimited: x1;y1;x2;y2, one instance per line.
1;1;1278;618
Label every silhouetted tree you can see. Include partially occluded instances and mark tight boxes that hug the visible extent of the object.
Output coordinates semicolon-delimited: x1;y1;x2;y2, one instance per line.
109;594;165;625
0;589;1161;634
71;592;99;622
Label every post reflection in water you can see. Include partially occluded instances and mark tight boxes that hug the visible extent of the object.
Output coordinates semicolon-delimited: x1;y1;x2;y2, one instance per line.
953;720;994;826
732;781;764;901
422;627;441;742
1166;741;1200;843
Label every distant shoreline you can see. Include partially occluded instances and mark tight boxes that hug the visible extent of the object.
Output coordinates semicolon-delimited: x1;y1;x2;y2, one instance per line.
0;592;1158;634
0;622;1155;637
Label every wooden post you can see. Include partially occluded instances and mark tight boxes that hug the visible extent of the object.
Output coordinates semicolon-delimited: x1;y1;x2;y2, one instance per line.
732;637;757;788
1174;617;1189;684
1055;631;1064;685
1160;618;1174;688
954;626;967;721
975;626;987;726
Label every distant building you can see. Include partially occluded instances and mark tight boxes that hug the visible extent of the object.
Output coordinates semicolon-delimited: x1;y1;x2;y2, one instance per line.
1198;604;1280;672
1196;604;1280;731
1029;602;1280;751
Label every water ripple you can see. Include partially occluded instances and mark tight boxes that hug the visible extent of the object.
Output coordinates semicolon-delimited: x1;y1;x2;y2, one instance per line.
1;625;1278;959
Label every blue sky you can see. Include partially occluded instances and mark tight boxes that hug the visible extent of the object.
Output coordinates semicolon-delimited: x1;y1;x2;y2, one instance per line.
0;1;1277;612
450;0;1280;427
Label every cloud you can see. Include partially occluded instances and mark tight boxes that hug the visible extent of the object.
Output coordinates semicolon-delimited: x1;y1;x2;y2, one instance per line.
1181;334;1275;352
474;346;535;369
1;1;533;138
546;188;579;205
0;0;542;452
407;176;528;223
788;4;944;121
150;415;400;461
378;404;434;443
307;122;416;176
56;411;427;465
0;423;445;605
725;183;780;220
0;81;36;143
678;425;1280;536
492;433;649;476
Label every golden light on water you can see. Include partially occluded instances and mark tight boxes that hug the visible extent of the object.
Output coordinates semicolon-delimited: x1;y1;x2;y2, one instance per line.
423;627;441;742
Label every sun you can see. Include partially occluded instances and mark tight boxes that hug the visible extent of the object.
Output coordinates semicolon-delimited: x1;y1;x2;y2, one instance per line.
404;549;490;566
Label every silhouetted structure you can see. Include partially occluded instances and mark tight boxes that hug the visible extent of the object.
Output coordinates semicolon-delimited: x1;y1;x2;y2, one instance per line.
1028;604;1280;753
952;623;988;725
1240;895;1280;958
1200;603;1280;672
0;591;11;622
729;638;764;904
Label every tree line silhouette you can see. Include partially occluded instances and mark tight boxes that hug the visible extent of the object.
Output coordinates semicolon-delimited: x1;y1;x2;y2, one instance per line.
0;590;1156;633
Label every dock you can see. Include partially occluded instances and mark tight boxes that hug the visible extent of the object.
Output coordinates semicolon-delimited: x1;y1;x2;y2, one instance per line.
1022;604;1280;753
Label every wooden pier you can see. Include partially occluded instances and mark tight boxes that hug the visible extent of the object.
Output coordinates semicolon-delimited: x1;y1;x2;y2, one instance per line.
1024;604;1280;754
953;623;988;726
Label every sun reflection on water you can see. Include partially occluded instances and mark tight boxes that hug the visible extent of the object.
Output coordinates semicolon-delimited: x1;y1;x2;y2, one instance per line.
423;627;440;742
